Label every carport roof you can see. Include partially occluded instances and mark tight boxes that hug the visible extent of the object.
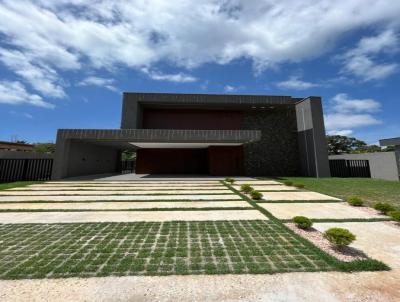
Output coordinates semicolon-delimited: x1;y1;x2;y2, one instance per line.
57;129;261;146
379;137;400;146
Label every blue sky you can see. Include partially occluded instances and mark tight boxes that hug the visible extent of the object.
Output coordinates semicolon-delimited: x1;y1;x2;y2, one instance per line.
0;0;399;144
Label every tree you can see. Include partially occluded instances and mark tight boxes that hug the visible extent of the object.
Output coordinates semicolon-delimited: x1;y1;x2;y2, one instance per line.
34;143;56;154
326;135;367;155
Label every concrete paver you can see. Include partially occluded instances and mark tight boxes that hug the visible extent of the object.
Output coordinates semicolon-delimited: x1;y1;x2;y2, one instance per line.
9;185;226;190
233;185;298;191
261;191;341;201
0;194;241;202
0;210;267;224
234;180;281;185
0;189;232;195
45;181;222;185
259;202;382;220
0;201;250;210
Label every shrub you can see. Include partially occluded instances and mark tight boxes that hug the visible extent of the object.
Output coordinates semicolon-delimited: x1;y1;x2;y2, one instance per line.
293;216;313;229
388;210;400;222
240;184;253;194
347;196;363;207
224;177;235;184
283;181;293;186
323;228;356;247
250;190;263;200
293;183;305;189
374;202;395;214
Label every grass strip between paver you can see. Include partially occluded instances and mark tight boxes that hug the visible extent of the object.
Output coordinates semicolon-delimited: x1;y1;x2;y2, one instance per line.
221;181;390;273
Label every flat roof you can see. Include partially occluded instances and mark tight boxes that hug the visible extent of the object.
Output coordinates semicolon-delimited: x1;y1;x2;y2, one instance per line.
379;137;400;146
122;92;317;107
57;129;261;148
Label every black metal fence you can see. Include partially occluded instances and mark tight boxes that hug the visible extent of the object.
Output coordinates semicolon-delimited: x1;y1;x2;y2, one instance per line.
329;159;371;178
120;160;135;174
0;159;53;183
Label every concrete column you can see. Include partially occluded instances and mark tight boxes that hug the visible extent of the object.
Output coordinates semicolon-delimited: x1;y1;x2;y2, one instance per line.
395;146;400;180
51;132;71;179
295;97;330;177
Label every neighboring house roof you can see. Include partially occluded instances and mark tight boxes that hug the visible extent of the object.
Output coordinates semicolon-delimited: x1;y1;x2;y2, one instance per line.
0;141;34;151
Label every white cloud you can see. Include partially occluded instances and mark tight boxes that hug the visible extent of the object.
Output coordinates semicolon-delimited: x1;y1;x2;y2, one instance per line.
0;0;399;90
325;93;382;133
325;113;381;130
0;81;54;108
340;30;399;81
327;129;353;136
141;68;197;83
0;48;66;98
276;76;319;90
331;93;381;113
223;85;244;93
78;76;118;92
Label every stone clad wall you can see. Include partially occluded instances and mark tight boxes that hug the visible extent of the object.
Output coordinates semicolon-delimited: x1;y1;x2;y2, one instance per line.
242;108;300;176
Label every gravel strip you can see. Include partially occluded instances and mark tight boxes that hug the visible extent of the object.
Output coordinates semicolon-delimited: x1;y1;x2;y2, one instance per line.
285;223;367;262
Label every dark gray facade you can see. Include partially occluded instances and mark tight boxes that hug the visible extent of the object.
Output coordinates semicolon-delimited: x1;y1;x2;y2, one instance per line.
52;92;330;179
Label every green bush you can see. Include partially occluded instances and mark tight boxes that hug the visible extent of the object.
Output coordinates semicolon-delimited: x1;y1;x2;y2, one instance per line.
347;196;363;207
323;228;356;247
388;210;400;222
224;177;235;184
240;184;253;194
293;183;305;189
283;181;293;186
374;202;395;214
293;216;313;229
250;190;263;200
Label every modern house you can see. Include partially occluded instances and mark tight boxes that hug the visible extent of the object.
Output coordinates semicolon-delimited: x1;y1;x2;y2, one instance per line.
52;92;330;179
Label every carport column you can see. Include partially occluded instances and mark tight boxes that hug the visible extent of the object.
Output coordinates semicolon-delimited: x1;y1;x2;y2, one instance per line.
395;146;400;180
295;97;330;177
51;130;71;180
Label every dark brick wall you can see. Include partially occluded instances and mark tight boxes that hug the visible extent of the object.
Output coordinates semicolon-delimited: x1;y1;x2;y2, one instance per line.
243;108;300;176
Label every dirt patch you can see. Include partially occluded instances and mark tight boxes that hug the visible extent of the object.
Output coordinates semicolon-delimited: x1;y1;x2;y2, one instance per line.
285;223;367;262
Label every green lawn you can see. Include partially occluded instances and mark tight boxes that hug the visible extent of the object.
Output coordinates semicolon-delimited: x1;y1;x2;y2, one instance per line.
0;181;42;191
0;221;335;279
276;177;400;208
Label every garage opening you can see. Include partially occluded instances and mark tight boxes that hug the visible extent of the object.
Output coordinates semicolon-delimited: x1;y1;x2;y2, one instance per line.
135;145;244;176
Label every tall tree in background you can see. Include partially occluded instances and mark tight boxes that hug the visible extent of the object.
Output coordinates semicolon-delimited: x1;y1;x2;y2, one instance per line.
326;135;368;154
